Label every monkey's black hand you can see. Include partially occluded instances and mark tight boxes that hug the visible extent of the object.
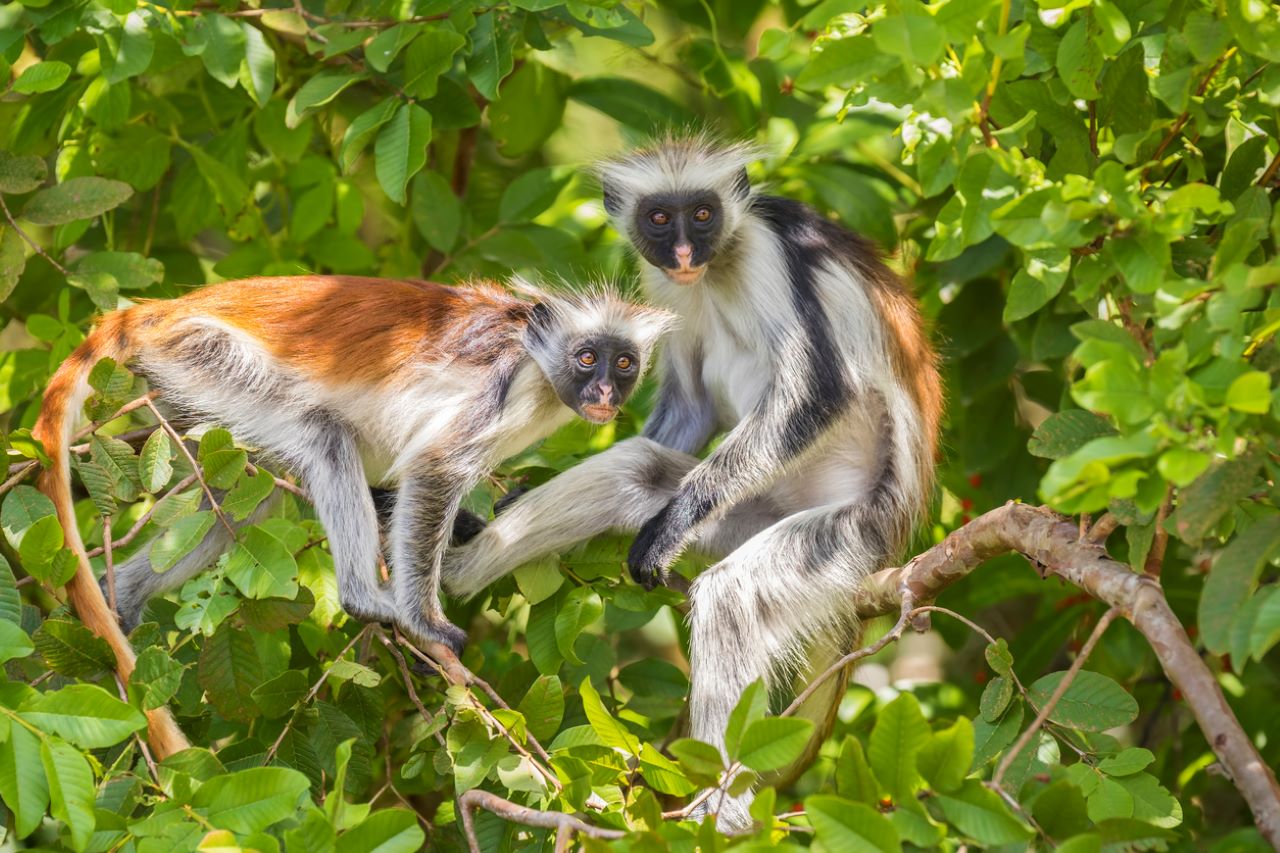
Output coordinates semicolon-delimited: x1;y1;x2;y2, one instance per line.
450;509;487;546
628;504;686;590
493;486;527;516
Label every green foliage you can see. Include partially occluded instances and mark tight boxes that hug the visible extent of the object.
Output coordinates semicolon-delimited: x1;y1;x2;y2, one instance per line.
0;0;1277;848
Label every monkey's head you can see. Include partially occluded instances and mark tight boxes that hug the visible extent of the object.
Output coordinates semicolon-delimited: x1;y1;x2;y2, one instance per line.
519;283;676;423
598;136;758;286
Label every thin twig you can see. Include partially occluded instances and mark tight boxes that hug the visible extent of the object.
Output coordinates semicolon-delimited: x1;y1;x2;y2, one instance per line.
143;399;236;539
1259;150;1280;190
993;608;1119;788
86;473;200;558
975;0;1011;147
0;194;68;276
104;515;116;616
1145;49;1236;179
458;790;624;853
264;625;371;764
1086;512;1119;544
1144;484;1174;577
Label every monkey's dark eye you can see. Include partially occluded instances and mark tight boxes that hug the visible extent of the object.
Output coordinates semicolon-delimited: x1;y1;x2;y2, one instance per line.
576;349;597;368
693;206;713;223
649;210;670;226
616;355;634;371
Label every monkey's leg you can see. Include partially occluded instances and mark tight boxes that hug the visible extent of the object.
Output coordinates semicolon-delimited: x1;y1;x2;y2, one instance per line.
109;492;281;632
440;438;698;599
389;467;470;655
293;421;395;625
686;502;884;831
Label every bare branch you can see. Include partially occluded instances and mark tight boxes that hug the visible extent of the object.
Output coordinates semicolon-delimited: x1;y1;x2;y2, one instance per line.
458;789;624;853
858;502;1280;847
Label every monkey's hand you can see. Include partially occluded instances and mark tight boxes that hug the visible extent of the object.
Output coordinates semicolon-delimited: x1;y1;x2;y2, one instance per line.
628;503;689;590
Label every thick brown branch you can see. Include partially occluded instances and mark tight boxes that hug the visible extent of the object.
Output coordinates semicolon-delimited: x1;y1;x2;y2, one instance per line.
859;502;1280;847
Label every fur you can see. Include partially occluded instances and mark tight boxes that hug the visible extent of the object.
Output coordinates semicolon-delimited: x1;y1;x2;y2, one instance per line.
444;140;942;830
34;275;671;757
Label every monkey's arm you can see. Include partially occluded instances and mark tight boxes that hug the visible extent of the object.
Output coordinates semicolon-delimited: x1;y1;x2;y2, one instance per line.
627;370;850;588
641;339;716;455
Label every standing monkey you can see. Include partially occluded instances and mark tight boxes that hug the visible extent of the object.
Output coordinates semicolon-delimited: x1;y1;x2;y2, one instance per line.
443;138;942;827
34;275;671;757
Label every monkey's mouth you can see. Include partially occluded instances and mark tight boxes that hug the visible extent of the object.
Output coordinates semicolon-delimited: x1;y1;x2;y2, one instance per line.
665;265;706;285
581;403;618;423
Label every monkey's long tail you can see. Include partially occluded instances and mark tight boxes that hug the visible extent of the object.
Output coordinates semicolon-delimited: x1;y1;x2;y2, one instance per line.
31;310;191;759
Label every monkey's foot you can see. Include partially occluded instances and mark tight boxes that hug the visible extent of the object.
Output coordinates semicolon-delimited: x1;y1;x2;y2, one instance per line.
399;616;468;660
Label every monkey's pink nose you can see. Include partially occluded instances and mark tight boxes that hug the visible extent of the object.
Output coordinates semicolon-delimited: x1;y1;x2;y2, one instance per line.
675;243;694;269
598;382;614;403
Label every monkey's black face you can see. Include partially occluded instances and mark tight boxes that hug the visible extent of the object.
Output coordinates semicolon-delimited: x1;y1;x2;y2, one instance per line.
556;335;641;423
631;191;724;285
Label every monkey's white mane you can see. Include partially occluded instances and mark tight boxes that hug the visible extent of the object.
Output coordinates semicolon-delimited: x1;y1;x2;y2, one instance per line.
596;133;762;226
511;276;677;351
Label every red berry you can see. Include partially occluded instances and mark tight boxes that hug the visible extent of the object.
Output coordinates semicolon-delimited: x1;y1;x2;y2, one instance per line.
974;670;988;685
968;474;983;488
961;497;974;511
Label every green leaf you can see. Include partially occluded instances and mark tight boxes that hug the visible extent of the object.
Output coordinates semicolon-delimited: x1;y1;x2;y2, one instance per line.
467;10;516;100
286;71;365;128
191;13;246;88
1004;250;1071;322
1225;371;1271;413
579;677;638;756
22;684;147;748
489;61;570;158
936;779;1034;844
0;619;34;664
3;484;57;550
19;514;65;572
737;717;814;773
201;447;248;490
513;554;563;605
835;735;880;803
138;429;174;493
499;167;571;223
222;467;275;522
1157;448;1211;487
150;511;216;573
1028;410;1117;460
1200;515;1280;653
198;621;263;722
795;34;895;90
41;737;95;851
617;658;688;699
1098;747;1155;777
131;646;185;711
192;767;310;833
980;676;1013;722
13;60;71;94
1174;452;1262;545
341;98;398;174
1057;16;1102;99
723;680;767;761
410;171;462;252
336;808;425;853
99;12;154;83
74;251;163;290
638;743;698;795
567;77;695;132
374;103;432;205
868;693;930;800
0;150;48;193
239;21;276;107
806;794;900;853
250;669;308;718
363;23;415;73
21;177;133;226
1104;231;1170;294
668;738;723;778
402;29;466;100
554;586;601;663
0;556;22;624
517;675;564;743
226;526;298;600
0;722;50;838
1027;670;1138;731
917;717;974;793
34;619;114;678
1250;588;1280;660
0;226;25;302
872;13;945;66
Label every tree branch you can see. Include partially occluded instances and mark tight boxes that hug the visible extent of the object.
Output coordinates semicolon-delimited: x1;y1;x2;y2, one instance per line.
458;790;624;853
859;502;1280;847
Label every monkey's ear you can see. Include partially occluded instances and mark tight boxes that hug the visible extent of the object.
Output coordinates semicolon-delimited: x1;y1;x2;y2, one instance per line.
602;180;623;216
529;301;553;328
733;168;751;200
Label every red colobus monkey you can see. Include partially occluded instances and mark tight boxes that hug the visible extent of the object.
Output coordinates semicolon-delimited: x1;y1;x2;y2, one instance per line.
443;139;942;827
34;275;672;757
